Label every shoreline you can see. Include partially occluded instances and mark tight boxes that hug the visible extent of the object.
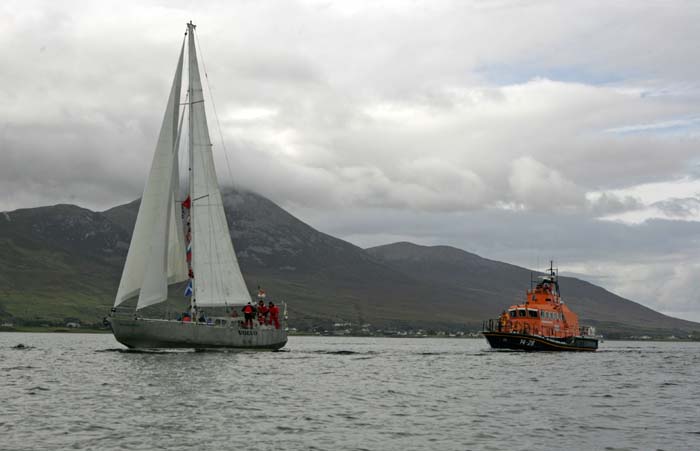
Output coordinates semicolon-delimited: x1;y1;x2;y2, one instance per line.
0;326;111;334
1;328;699;342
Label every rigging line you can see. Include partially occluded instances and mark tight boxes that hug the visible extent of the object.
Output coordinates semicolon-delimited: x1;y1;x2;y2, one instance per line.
177;91;190;200
178;101;189;201
172;91;189;288
194;28;236;190
191;194;210;202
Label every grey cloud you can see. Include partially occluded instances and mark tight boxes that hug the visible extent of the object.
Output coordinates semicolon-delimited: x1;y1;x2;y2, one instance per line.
5;1;700;213
652;197;700;218
587;193;644;216
293;207;700;265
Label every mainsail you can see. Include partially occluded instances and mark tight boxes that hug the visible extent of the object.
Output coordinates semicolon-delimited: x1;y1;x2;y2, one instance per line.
114;42;188;308
187;23;252;307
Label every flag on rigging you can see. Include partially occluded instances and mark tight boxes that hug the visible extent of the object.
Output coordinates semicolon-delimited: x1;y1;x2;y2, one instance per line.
182;195;191;209
184;280;193;297
186;243;192;262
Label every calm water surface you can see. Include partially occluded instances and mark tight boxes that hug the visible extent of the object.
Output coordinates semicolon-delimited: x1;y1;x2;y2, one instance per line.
1;333;699;450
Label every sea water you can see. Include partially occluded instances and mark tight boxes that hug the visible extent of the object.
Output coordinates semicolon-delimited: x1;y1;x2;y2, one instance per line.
1;333;699;450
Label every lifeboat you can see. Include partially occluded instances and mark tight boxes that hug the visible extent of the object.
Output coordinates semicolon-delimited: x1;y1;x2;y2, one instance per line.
482;262;598;351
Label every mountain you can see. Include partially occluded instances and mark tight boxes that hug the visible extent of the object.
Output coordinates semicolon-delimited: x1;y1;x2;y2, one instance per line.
366;242;700;336
0;204;127;323
1;189;698;336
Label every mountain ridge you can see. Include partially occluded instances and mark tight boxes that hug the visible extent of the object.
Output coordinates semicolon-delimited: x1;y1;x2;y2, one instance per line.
1;188;698;336
367;241;698;334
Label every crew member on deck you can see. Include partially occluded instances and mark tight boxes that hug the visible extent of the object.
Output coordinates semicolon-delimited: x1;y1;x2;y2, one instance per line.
257;300;268;325
268;301;280;329
242;302;255;328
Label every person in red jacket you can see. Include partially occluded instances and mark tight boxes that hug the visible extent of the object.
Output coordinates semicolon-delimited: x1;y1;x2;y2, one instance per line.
242;302;255;328
257;300;268;325
268;301;280;329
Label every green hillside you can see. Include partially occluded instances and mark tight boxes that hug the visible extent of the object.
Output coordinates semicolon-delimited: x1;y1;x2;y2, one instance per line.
1;189;698;337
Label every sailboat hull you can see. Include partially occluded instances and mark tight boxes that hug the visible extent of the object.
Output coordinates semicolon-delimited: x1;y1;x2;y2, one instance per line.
108;316;287;350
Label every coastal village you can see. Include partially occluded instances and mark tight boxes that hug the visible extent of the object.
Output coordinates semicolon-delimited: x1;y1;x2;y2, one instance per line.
3;318;698;341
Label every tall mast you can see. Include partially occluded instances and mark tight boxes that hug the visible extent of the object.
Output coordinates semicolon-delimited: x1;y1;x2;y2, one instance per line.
187;21;196;314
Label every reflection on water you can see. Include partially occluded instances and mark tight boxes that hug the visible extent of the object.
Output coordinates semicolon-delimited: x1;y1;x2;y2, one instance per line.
1;333;699;450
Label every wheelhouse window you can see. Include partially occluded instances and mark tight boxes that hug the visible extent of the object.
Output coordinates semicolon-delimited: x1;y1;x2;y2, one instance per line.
528;310;538;318
509;310;516;318
518;309;526;317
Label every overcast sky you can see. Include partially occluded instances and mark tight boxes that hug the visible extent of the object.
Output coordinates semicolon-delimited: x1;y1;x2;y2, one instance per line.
3;0;700;320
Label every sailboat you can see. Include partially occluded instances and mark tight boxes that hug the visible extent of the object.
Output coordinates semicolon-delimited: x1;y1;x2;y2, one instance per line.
106;22;287;350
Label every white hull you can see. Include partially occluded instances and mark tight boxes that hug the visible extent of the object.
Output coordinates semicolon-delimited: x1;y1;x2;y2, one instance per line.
108;316;287;350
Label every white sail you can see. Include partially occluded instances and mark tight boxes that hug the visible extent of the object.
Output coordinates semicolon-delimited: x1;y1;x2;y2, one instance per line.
166;117;189;285
188;26;252;307
114;42;185;308
137;44;187;310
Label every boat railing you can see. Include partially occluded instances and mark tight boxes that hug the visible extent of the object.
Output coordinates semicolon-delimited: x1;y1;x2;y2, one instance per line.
579;325;595;337
482;319;535;335
482;318;505;333
110;306;135;316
